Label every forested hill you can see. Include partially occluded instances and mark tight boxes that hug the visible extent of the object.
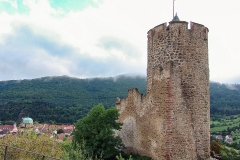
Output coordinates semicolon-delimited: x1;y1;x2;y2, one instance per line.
210;82;240;115
0;75;146;124
0;75;240;124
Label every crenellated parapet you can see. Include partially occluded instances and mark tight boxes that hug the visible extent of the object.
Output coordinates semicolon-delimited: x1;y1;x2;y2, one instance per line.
148;21;208;40
190;22;209;39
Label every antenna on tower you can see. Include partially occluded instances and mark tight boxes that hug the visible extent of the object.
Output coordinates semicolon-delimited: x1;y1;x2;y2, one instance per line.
173;0;175;18
172;0;180;21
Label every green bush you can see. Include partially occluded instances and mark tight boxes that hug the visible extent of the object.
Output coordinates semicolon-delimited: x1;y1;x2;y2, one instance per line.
73;104;125;159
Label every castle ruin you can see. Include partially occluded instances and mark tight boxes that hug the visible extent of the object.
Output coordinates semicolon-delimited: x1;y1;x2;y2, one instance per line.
116;16;210;160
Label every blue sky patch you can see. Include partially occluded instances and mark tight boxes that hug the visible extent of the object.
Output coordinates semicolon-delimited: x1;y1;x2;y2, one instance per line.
49;0;104;12
0;0;29;14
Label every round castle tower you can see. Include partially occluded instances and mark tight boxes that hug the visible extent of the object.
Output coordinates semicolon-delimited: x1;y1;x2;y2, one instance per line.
146;16;210;159
116;15;210;160
147;17;209;92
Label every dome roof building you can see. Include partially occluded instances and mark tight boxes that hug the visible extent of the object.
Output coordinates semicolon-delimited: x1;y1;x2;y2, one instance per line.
21;117;33;128
23;117;33;124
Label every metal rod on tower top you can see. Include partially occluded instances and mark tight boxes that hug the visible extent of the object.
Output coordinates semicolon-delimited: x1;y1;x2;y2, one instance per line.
173;0;175;18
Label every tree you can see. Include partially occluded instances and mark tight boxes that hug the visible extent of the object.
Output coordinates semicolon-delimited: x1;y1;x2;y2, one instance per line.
211;140;223;154
221;146;240;160
73;104;125;159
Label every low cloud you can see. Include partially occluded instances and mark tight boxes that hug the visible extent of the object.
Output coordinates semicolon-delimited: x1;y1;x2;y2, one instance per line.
0;25;75;80
0;25;145;81
98;36;140;59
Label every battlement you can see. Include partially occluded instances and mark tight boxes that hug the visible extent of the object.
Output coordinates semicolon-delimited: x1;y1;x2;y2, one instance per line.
190;21;209;32
148;21;209;40
147;22;167;35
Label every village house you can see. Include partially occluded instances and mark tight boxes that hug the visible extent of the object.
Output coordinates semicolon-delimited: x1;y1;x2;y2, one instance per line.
20;117;33;128
33;124;59;134
0;123;18;134
215;135;223;141
60;125;75;136
225;135;233;144
33;124;74;136
56;133;72;142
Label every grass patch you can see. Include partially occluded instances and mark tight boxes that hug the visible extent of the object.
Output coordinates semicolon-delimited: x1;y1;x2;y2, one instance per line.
211;115;240;133
211;123;240;132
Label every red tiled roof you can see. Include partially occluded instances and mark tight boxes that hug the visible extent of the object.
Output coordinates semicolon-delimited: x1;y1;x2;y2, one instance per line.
0;125;14;131
57;133;72;142
63;129;73;134
60;125;74;130
216;135;223;139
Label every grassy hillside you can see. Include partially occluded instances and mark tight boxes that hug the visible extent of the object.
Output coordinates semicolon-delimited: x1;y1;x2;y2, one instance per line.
211;115;240;133
0;75;240;124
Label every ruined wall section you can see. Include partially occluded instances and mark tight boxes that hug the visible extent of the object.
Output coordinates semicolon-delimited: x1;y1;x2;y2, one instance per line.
116;21;210;160
117;62;199;159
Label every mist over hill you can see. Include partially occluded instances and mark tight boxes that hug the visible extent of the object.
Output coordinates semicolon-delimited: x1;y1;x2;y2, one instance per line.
0;75;239;124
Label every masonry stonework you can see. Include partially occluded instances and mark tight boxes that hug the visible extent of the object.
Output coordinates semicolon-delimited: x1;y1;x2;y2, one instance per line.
116;20;210;160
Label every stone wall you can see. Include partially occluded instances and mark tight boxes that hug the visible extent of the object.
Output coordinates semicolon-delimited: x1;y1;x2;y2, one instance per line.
116;21;210;160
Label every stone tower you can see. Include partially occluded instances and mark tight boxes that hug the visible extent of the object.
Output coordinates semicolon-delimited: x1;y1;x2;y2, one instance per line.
116;16;210;160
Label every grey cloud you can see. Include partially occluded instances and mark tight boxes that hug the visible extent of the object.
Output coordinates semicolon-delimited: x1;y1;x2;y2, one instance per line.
71;55;145;78
0;25;145;80
4;25;76;57
97;36;141;59
0;25;77;80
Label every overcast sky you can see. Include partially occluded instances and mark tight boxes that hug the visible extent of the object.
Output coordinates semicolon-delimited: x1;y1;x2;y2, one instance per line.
0;0;239;83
